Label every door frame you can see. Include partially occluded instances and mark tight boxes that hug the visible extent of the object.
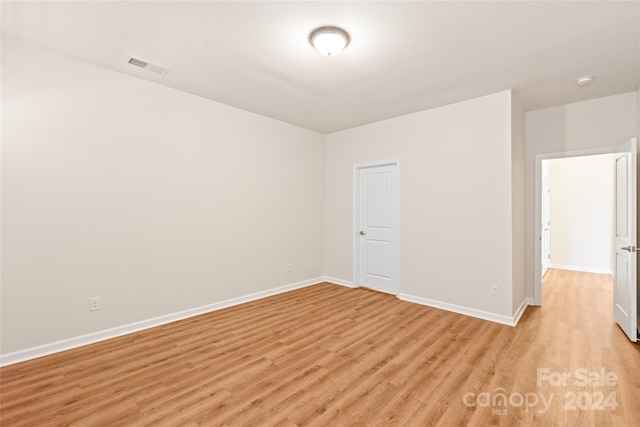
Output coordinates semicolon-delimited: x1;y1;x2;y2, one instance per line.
353;160;400;293
541;163;550;278
533;142;636;306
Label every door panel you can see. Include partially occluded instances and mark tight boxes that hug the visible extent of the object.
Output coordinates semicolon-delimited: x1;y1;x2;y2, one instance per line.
365;240;392;278
357;164;398;294
613;139;637;342
615;255;629;313
616;156;628;236
366;173;392;227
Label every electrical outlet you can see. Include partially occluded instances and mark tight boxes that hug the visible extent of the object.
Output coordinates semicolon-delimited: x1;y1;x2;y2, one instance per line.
285;264;291;273
89;297;101;311
491;285;500;297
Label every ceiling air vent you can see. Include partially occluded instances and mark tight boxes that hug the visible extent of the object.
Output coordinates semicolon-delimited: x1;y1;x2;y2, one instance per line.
126;56;170;75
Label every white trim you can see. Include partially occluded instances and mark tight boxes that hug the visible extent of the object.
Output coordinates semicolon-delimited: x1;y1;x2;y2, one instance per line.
323;276;356;288
534;141;636;306
548;264;613;275
0;277;325;367
353;160;400;294
398;293;529;327
512;298;530;325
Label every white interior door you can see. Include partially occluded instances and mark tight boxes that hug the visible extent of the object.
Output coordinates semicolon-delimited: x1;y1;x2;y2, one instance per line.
613;138;637;342
541;166;551;278
357;164;398;294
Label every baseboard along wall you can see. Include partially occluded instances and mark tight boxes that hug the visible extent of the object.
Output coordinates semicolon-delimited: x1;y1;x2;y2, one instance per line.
398;293;530;327
1;277;530;366
548;264;613;275
0;277;325;367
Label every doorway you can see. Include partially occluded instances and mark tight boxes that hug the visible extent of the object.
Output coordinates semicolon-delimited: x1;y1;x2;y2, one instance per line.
541;154;615;277
353;161;399;294
534;139;637;342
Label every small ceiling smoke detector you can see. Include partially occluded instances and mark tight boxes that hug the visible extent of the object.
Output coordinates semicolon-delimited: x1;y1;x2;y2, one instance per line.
576;76;594;86
309;26;350;56
126;56;170;75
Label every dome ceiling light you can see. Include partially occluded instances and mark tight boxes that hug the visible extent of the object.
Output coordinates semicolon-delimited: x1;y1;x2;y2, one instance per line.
309;26;350;56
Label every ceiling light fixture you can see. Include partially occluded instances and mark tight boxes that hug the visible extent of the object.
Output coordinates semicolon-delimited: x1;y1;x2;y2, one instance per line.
576;76;594;86
309;26;350;56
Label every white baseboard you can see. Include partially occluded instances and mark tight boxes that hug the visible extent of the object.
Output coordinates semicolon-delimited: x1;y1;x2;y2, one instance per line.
398;293;529;327
549;264;612;275
323;276;356;288
0;278;535;366
0;277;325;367
512;298;530;325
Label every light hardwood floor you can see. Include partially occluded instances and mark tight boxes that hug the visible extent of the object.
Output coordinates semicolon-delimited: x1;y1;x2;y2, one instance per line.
1;268;639;426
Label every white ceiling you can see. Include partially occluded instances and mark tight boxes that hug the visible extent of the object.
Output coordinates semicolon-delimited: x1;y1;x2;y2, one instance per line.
2;1;639;133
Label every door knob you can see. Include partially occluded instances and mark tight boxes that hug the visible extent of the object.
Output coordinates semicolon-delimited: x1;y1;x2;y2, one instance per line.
360;230;366;236
621;246;636;252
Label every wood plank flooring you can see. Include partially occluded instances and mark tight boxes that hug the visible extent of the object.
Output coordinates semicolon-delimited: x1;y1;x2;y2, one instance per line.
1;268;639;426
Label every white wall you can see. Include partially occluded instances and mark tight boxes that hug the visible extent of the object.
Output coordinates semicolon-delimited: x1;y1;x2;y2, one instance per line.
525;92;638;299
547;155;614;274
1;38;326;354
325;91;517;318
